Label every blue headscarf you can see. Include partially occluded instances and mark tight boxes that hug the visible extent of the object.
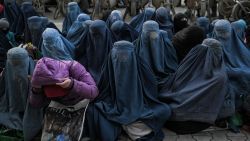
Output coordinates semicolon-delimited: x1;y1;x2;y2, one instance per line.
86;41;171;141
153;7;174;39
87;20;115;83
129;7;155;33
62;2;82;36
231;19;247;42
106;10;123;28
111;20;139;42
159;39;231;124
135;20;178;88
213;19;250;110
41;28;75;60
77;13;91;22
196;17;213;37
28;16;45;48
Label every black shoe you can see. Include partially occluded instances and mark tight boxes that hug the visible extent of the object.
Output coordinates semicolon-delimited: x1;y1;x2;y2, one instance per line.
45;7;52;13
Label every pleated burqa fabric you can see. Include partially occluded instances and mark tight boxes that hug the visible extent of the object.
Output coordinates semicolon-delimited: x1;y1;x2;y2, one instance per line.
159;39;232;124
135;20;178;88
62;2;82;36
152;7;174;40
111;20;139;42
213;20;250;111
66;14;89;48
86;20;115;83
0;47;43;141
86;41;171;141
106;10;122;28
129;7;155;33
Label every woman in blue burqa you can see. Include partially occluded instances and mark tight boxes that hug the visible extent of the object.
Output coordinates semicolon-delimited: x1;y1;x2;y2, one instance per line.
86;41;171;141
0;47;43;141
62;2;82;36
111;20;139;42
152;7;174;40
196;17;213;38
106;10;123;28
27;16;47;48
66;14;90;49
212;20;250;128
231;19;247;43
13;1;39;43
129;7;155;33
3;0;21;32
85;20;116;83
135;20;178;89
159;38;234;134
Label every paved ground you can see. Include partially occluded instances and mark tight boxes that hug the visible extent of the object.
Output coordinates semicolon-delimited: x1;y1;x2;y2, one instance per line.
42;5;250;141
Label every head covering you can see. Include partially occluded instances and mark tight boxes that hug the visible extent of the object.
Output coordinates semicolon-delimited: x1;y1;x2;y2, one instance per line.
27;16;45;48
231;19;247;42
41;28;75;60
41;16;61;34
66;21;88;48
87;20;115;83
173;25;206;63
0;47;32;130
111;20;139;42
159;39;230;124
0;18;9;29
77;13;90;22
62;2;82;35
213;20;250;110
153;7;174;39
135;20;178;88
173;13;189;33
196;17;212;37
106;10;123;28
129;7;155;33
87;41;171;141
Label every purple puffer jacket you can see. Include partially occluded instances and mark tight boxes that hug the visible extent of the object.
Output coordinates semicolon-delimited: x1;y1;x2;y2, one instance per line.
30;57;98;106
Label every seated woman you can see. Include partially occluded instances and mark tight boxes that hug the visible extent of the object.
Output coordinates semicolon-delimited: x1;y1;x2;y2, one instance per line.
231;19;247;43
106;10;123;28
152;7;174;40
159;38;233;134
30;28;98;141
0;47;40;140
172;25;206;63
135;20;178;89
86;41;171;141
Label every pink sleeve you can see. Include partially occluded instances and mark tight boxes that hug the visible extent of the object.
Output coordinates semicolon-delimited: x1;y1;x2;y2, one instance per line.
69;61;99;100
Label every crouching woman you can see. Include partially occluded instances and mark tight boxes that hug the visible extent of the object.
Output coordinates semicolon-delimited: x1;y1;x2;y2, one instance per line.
29;28;98;141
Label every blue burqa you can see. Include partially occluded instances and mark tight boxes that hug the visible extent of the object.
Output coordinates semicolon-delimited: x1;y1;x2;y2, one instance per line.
129;7;155;33
3;0;21;31
159;39;232;124
231;19;247;42
106;10;123;28
135;20;178;89
111;20;139;42
153;7;174;40
86;41;171;141
213;20;250;110
196;17;213;37
66;14;89;48
87;20;115;83
0;47;43;141
41;28;75;60
28;16;45;48
62;2;82;36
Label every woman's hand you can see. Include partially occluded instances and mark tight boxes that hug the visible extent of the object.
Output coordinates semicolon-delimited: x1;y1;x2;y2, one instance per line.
56;78;72;89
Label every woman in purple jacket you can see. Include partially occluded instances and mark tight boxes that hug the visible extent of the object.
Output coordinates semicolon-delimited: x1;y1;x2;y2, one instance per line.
30;28;98;141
